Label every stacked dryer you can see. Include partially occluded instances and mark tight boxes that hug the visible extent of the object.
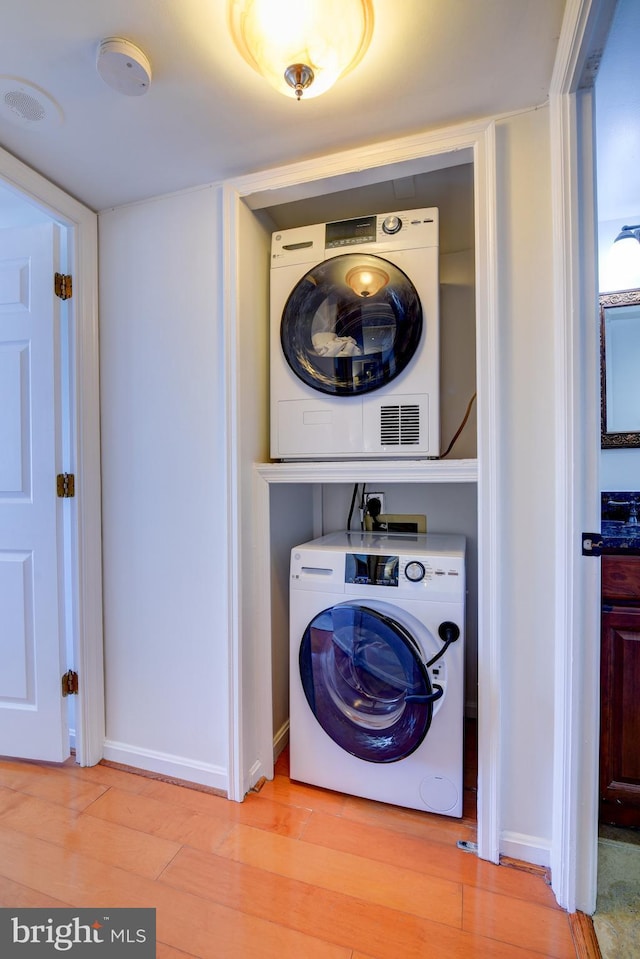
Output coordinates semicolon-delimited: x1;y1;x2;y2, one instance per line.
270;209;440;460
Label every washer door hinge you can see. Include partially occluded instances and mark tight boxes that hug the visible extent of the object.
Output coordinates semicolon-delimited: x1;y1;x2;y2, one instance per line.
57;473;75;498
54;272;72;300
61;670;79;697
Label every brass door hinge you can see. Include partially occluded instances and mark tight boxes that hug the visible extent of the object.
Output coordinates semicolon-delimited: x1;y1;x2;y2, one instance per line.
54;272;72;300
61;670;79;697
57;473;75;498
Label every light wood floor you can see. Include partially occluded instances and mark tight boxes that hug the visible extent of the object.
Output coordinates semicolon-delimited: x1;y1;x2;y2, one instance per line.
0;749;579;959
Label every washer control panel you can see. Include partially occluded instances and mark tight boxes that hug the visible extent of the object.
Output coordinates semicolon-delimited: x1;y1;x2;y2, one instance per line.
399;555;463;593
404;560;425;582
343;551;464;599
291;533;466;602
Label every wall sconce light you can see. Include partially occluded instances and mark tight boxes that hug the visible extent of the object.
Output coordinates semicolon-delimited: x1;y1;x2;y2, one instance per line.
607;223;640;291
613;223;640;247
229;0;374;101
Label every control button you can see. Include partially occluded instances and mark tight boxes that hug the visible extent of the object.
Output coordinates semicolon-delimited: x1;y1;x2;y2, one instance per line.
405;561;425;582
382;215;402;235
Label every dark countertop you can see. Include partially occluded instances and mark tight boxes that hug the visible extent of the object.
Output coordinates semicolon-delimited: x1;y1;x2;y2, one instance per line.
601;493;640;554
601;521;640;554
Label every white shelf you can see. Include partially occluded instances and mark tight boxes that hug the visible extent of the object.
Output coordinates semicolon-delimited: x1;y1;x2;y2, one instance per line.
255;458;478;484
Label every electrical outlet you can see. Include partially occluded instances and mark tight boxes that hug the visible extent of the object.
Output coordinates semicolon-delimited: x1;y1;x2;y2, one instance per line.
364;513;427;533
364;492;386;515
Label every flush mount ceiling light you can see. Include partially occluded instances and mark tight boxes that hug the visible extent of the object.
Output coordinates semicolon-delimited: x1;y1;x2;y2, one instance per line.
96;37;152;96
229;0;374;101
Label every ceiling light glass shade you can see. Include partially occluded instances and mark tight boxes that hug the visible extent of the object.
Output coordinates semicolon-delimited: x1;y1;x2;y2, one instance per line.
229;0;374;100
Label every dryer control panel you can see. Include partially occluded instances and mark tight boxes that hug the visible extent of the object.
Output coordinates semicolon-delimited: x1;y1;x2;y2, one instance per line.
324;209;438;251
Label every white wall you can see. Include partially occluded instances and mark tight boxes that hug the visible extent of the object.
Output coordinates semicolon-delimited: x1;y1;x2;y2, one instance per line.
269;484;315;746
234;197;273;791
98;185;229;788
494;107;557;863
601;449;640;489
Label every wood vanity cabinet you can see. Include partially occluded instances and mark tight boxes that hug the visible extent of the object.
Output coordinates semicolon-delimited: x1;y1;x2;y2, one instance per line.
600;554;640;827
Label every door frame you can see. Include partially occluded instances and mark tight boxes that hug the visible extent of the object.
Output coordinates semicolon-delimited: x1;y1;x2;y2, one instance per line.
0;145;104;766
549;0;617;913
222;116;502;866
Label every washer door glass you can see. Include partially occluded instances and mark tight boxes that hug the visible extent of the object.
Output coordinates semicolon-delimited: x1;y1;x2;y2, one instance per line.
281;253;423;396
299;603;440;763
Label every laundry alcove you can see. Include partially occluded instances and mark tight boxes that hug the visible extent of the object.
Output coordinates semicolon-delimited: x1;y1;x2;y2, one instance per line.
222;117;502;865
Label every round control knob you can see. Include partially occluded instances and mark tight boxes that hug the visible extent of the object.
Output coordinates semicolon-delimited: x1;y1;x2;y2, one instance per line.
382;215;402;235
405;561;425;582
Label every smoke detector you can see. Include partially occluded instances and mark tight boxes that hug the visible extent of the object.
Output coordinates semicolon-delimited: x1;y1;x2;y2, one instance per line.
96;38;152;96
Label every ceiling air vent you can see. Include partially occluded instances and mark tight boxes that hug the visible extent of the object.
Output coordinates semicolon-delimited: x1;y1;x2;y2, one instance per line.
0;77;63;130
380;404;420;446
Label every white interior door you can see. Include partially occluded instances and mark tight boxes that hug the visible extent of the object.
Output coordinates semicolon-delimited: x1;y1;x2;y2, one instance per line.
0;221;70;762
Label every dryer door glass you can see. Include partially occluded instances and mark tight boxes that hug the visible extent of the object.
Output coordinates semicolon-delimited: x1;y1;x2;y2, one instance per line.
299;603;440;763
281;253;423;396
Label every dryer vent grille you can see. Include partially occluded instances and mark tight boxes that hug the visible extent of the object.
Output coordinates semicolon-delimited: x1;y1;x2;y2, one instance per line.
380;404;420;446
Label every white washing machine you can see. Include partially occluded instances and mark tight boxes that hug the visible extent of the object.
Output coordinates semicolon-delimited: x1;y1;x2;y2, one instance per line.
289;530;466;816
271;208;439;460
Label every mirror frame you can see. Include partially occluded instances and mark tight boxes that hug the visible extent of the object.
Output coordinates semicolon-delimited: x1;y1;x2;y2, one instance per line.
600;288;640;448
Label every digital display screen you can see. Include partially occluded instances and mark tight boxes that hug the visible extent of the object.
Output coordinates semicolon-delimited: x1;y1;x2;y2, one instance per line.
325;216;377;248
345;553;399;587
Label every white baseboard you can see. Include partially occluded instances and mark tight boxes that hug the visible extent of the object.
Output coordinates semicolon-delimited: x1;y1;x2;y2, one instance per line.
273;720;290;762
500;830;551;868
102;739;228;793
